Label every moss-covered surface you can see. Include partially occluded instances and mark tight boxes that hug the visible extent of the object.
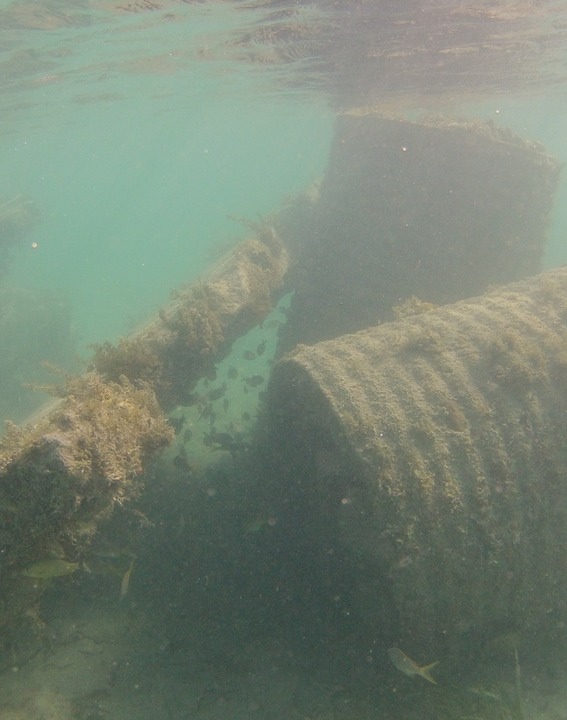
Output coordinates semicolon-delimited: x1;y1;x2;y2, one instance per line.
265;267;567;659
0;372;173;639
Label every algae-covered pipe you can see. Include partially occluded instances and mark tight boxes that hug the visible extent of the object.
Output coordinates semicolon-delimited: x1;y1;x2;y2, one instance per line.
264;266;567;657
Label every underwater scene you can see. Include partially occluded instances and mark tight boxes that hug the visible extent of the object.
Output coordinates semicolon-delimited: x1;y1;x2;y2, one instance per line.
3;1;567;719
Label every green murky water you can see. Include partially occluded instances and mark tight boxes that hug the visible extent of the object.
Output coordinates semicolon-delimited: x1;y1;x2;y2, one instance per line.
2;4;567;720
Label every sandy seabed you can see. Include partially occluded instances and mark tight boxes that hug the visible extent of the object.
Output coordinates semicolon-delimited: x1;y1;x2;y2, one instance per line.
1;591;567;720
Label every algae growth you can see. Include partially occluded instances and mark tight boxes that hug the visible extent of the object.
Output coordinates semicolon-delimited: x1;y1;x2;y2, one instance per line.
0;372;173;637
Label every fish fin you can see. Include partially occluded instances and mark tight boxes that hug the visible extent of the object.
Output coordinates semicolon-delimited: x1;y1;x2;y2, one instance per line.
420;661;439;684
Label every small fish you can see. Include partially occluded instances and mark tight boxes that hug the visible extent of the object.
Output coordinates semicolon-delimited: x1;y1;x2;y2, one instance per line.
168;414;186;434
207;431;236;449
242;411;251;422
22;558;80;579
204;366;217;382
243;350;256;361
173;452;191;473
256;339;266;356
198;402;213;420
388;647;439;684
119;558;135;600
468;686;502;702
183;428;193;443
223;398;229;413
208;382;227;401
243;375;265;388
227;366;238;380
203;430;248;454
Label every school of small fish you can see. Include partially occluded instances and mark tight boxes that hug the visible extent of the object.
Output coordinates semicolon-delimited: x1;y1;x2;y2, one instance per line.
167;329;274;461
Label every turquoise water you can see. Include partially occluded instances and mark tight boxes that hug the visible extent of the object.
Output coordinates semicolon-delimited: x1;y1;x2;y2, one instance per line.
1;1;332;346
3;98;331;343
0;1;333;422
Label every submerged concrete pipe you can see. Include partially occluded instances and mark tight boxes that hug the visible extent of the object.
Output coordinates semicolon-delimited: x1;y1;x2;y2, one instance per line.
265;267;567;657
